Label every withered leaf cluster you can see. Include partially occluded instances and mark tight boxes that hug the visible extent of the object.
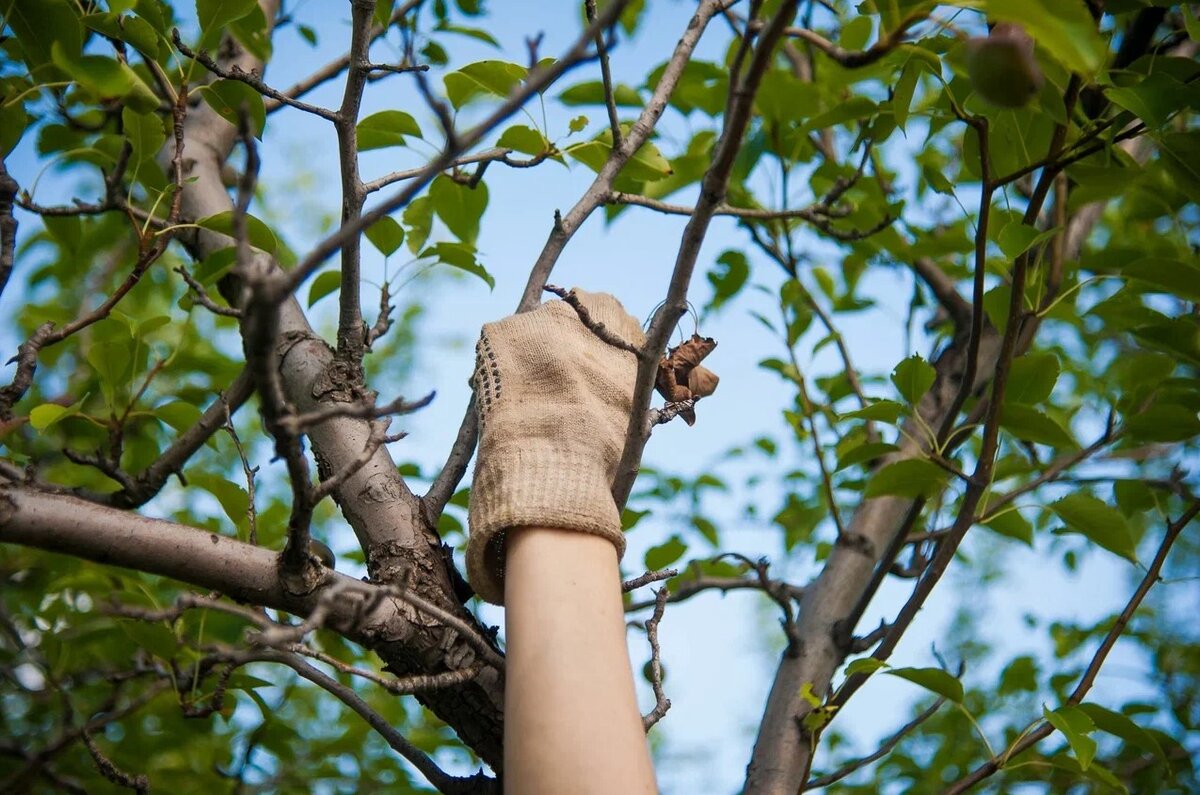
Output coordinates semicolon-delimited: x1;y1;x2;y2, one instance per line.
655;334;719;426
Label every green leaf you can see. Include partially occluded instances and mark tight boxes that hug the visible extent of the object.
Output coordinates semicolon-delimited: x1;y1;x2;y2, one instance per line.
4;0;84;69
444;60;528;109
119;619;178;660
196;0;257;45
841;400;905;424
436;22;500;48
981;0;1106;75
1121;257;1200;304
356;110;422;151
1124;403;1200;443
496;125;550;156
51;46;159;113
690;516;719;546
155;400;202;432
1049;493;1137;563
644;535;687;571
893;62;920;132
423;242;494;289
307;270;341;308
43;215;81;254
429;175;488;245
195;210;278;253
196;80;266;139
365;216;404;257
621;508;650;531
981;508;1034;546
798;681;822;708
1044;705;1098;771
835;441;898;472
558;80;642;106
891;355;935;405
122;107;166;164
803;97;877;132
1007;352;1060;405
0;100;29;158
841;15;873;51
403;196;433;254
845;657;888;676
1078;703;1164;762
864;459;949;499
187;470;250;529
999;404;1076;448
1105;73;1181;130
30;403;79;431
886;667;963;703
563;129;672;182
230;3;272;60
568;115;588;133
706;250;749;312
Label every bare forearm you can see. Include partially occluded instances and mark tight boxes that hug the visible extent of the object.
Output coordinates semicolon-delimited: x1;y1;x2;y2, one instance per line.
504;527;656;794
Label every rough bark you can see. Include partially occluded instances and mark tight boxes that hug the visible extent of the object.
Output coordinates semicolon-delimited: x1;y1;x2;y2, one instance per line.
164;1;506;766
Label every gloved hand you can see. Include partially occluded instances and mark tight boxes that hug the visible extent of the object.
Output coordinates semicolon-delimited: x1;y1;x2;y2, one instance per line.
466;289;646;605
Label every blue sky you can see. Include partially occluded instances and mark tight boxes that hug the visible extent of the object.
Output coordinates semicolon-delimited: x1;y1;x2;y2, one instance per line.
2;1;1165;791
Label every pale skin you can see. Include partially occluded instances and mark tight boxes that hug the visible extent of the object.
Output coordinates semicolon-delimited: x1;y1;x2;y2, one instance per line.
503;526;658;794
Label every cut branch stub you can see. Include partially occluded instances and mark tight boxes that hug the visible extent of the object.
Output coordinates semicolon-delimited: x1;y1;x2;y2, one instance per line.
654;334;719;426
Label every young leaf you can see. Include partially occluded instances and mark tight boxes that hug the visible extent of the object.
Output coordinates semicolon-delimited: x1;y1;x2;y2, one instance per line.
999;404;1076;448
1044;705;1098;771
644;535;687;571
891;355;935;405
444;60;528;109
864;459;949;499
1006;352;1060;405
841;400;905;424
429;175;488;245
1078;703;1164;762
886;667;964;703
356;110;422;151
365;216;404;257
196;80;266;139
307;270;341;308
1049;493;1137;563
195;211;278;253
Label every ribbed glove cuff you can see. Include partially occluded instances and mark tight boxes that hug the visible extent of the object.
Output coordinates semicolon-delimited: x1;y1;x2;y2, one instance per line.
467;444;625;605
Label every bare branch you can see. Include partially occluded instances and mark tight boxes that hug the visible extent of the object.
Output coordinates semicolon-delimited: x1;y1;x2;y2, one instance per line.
332;0;376;366
80;727;149;794
176;265;242;317
262;1;424;115
622;567;678;592
0;160;18;302
585;0;623;149
911;257;972;329
173;31;339;121
278;390;434;433
544;284;643;355
220;648;494;795
612;0;802;509
641;587;671;731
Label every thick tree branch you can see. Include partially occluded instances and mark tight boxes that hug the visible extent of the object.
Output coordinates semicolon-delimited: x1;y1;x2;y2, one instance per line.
612;0;801;509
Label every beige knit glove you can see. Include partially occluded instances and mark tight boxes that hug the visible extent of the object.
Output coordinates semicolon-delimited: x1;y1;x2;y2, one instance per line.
466;289;646;605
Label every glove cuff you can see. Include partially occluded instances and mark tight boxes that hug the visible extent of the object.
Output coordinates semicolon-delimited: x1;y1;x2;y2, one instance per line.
467;444;625;605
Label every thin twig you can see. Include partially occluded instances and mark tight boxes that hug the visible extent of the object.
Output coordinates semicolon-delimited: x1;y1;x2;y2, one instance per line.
641;587;672;731
804;697;944;789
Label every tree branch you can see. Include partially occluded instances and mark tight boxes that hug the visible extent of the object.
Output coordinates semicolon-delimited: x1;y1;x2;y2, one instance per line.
612;0;801;509
943;501;1200;794
803;697;944;789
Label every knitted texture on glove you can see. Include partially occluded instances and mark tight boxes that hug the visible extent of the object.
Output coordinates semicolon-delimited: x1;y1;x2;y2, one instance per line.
466;289;646;605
